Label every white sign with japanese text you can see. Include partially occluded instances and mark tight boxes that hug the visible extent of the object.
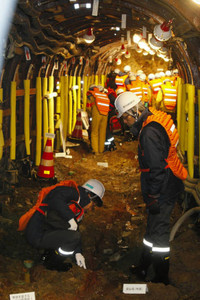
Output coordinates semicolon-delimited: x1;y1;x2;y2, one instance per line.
10;291;36;300
123;283;148;294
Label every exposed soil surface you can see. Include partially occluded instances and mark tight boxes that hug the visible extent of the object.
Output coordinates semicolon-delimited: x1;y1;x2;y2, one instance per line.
0;135;200;300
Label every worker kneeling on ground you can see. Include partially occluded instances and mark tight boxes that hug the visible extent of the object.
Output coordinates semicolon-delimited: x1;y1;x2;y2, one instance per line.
114;92;187;285
18;179;105;272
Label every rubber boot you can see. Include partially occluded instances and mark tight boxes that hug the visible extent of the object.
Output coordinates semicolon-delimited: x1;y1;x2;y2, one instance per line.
41;249;72;272
151;254;170;285
130;246;152;280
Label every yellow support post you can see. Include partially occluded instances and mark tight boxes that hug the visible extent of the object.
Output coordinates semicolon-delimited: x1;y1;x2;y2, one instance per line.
24;79;31;156
64;75;69;139
60;76;65;141
10;81;16;160
48;76;54;140
82;76;88;111
35;77;42;166
42;77;48;148
77;76;81;110
56;80;61;114
0;88;4;159
186;83;195;178
72;75;77;132
101;74;105;87
95;75;98;85
68;75;73;135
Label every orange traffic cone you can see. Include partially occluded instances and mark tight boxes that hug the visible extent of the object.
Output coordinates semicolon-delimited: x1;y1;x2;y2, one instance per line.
71;112;83;139
37;138;54;178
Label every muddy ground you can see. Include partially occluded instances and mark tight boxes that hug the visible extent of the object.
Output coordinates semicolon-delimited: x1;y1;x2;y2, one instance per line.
0;135;200;300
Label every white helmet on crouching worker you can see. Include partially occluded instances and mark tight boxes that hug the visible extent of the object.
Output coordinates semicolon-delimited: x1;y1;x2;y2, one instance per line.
82;179;105;207
115;91;141;119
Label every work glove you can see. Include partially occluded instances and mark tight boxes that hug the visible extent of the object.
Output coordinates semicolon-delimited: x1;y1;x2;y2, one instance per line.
75;253;86;269
68;218;78;231
146;196;160;215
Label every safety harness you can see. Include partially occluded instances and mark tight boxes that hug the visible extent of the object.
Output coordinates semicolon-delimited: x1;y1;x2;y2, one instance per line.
18;180;83;231
140;107;188;180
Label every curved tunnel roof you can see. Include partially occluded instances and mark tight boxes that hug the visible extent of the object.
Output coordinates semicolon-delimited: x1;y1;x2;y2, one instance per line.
2;0;200;86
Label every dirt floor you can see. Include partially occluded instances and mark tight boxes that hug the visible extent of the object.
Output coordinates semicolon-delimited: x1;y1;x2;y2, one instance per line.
0;135;200;300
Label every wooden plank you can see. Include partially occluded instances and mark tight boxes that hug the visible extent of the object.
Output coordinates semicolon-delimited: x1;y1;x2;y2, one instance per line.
16;88;36;96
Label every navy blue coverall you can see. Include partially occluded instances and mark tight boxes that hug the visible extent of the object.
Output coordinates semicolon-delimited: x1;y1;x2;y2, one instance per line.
25;186;90;255
130;109;184;283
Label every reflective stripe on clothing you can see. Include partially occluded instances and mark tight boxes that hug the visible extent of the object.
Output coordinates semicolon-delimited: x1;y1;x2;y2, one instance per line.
58;247;74;256
93;91;110;115
143;238;153;248
143;238;170;253
162;84;177;111
152;246;170;253
150;79;162;94
143;196;177;251
115;74;128;89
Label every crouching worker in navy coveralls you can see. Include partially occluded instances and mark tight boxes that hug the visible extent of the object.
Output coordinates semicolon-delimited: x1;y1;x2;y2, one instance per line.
18;179;105;272
114;92;187;284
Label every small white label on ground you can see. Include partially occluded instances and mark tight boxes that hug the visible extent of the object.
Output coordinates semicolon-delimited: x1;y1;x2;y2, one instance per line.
55;153;72;159
10;291;36;300
123;283;148;294
97;162;108;168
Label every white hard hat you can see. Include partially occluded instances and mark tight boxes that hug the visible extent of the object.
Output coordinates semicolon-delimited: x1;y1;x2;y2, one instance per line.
116;88;125;95
136;70;144;76
159;72;165;77
165;70;172;76
115;92;140;118
124;65;131;73
82;179;105;206
89;84;97;90
155;72;161;79
163;78;171;83
97;85;104;92
173;69;179;74
114;68;120;74
148;73;155;80
129;74;136;81
139;73;146;81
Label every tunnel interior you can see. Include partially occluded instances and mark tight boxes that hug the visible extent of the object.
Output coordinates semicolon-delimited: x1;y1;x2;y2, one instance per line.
0;0;200;299
1;0;200;169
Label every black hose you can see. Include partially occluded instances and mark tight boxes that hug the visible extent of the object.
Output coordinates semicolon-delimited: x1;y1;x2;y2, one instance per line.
170;207;200;242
